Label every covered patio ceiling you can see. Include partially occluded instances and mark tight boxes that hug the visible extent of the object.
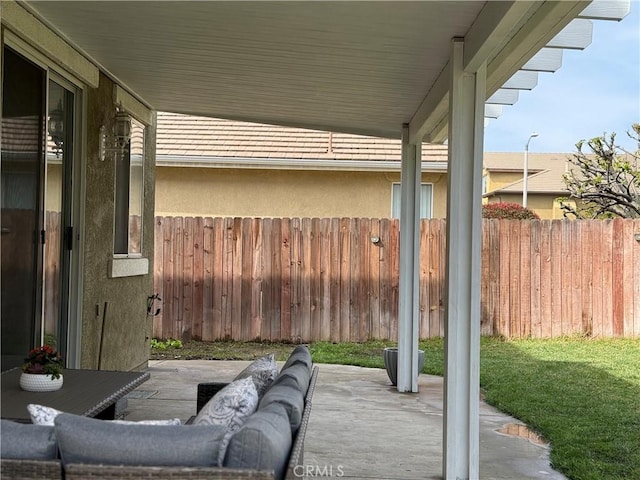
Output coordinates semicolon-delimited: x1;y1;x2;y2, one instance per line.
22;0;628;143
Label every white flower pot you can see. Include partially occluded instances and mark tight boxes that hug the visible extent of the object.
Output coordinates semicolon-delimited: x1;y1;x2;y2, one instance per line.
19;372;64;392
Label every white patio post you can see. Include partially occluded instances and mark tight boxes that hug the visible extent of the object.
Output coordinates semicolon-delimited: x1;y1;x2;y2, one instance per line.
396;124;421;393
443;38;485;480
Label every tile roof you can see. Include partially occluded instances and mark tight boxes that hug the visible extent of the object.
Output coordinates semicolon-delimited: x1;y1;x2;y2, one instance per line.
156;112;448;163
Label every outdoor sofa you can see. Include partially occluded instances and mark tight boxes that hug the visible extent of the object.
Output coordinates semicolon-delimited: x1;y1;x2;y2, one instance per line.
0;345;318;480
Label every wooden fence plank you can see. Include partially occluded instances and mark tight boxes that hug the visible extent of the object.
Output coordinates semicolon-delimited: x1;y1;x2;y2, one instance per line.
212;218;224;340
529;221;541;338
622;219;635;336
590;220;603;337
428;219;442;337
560;219;572;335
600;220;614;337
192;216;204;340
389;219;400;340
421;220;432;337
359;218;371;341
301;218;313;342
310;218;322;341
329;218;341;342
612;219;624;336
320;218;332;340
570;220;582;334
290;218;302;342
240;218;252;340
369;218;381;340
349;219;361;341
580;221;593;335
182;217;194;340
378;219;392;340
509;220;522;336
202;217;215;341
153;217;164;338
308;218;322;341
262;218;282;341
634;219;640;336
172;217;184;340
280;218;292;341
519;221;531;337
632;218;640;337
250;218;263;341
498;220;511;336
539;221;552;337
550;220;563;337
339;218;351;341
486;219;501;336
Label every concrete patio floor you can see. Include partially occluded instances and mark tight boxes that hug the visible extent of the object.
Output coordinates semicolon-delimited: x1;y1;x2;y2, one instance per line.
124;360;566;480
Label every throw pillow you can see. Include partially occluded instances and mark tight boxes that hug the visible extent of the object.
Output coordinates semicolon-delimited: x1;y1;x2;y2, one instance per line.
28;403;181;426
54;413;226;467
233;353;279;396
0;420;58;460
192;376;259;464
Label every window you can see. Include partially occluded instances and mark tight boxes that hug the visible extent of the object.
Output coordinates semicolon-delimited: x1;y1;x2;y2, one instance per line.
391;183;433;219
114;118;144;255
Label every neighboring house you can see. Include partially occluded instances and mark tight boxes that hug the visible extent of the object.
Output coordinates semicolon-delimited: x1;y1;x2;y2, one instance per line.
482;152;571;219
156;112;449;219
157;114;576;220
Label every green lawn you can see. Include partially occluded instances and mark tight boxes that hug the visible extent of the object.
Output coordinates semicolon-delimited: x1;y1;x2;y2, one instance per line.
151;337;640;480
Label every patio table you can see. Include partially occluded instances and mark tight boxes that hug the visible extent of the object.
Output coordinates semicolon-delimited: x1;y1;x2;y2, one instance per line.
1;368;150;423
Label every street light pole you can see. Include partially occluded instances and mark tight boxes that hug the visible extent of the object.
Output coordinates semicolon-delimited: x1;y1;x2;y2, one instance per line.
523;132;539;208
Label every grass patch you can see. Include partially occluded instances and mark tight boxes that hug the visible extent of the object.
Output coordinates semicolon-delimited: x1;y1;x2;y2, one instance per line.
151;336;640;480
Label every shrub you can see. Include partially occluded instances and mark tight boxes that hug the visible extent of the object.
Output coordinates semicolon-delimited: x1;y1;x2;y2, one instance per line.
482;202;540;220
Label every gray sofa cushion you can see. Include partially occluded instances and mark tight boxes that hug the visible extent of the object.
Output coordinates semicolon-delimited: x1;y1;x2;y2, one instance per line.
281;345;312;372
276;362;311;397
54;413;226;467
234;354;279;397
223;402;292;480
0;420;57;460
259;376;305;433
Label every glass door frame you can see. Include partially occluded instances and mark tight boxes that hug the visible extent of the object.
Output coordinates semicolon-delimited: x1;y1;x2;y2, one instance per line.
3;36;85;368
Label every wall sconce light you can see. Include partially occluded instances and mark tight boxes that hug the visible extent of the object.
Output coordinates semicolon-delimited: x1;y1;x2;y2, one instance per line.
48;100;65;158
635;233;640;243
99;110;132;161
370;235;381;246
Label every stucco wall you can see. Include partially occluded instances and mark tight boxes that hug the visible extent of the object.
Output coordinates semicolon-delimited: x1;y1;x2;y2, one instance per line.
81;73;156;371
155;167;448;218
485;171;522;192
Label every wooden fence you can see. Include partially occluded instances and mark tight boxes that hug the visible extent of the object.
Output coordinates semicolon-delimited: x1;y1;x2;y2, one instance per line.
152;217;640;342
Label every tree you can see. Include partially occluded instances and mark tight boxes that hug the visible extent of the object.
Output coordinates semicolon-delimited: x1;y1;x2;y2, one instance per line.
482;202;540;220
560;124;640;219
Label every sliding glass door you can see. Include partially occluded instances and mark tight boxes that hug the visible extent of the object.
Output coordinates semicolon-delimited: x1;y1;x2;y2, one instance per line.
1;47;75;369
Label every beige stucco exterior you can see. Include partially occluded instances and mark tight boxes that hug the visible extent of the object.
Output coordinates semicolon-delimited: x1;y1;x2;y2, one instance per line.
81;73;156;371
156;167;448;219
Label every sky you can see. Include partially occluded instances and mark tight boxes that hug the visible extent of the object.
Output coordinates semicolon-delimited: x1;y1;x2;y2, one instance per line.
483;1;640;154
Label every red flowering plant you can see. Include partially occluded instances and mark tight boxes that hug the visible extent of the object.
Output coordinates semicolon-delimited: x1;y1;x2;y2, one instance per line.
22;345;64;379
